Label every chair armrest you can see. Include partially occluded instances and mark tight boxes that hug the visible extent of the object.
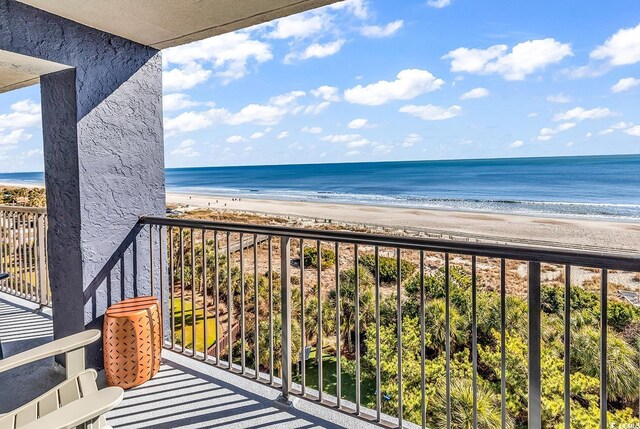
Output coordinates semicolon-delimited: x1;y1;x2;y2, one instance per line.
0;330;101;374
17;387;124;429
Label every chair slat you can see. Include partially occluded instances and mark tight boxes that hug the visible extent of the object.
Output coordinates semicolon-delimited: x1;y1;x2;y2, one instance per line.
37;390;58;417
0;415;15;429
15;402;37;427
58;379;80;406
78;371;98;396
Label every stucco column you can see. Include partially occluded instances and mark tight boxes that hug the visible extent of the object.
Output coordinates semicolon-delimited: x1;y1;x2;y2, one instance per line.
1;0;165;367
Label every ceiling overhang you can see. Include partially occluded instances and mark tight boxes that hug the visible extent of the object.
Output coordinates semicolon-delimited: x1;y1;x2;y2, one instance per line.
15;0;342;50
0;50;70;93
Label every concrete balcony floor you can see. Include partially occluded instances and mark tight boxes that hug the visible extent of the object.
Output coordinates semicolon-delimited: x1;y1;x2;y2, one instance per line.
0;293;379;429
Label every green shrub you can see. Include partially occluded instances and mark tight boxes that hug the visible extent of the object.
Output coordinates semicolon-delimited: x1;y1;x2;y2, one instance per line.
303;246;335;269
359;254;416;283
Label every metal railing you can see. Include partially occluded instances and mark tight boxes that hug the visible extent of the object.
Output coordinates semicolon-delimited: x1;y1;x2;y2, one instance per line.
0;206;49;306
140;215;640;429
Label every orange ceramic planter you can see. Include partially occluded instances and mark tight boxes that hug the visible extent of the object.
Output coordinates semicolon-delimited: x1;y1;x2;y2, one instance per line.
103;296;162;389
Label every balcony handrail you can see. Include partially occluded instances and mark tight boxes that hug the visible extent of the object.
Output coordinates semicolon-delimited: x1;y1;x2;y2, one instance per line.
139;215;640;272
0;205;47;214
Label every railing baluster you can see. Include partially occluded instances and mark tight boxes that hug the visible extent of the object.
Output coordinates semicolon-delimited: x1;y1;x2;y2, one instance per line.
317;240;323;402
280;236;292;401
180;228;185;352
202;228;208;362
159;226;165;340
355;243;361;415
335;242;341;408
169;226;175;349
375;246;381;422
254;234;259;380
300;238;306;395
396;248;403;428
600;269;608;429
227;231;232;369
564;264;571;429
268;236;274;384
240;232;245;373
214;231;220;365
420;251;426;429
472;255;478;429
191;229;196;357
529;261;542;429
149;224;154;296
445;253;451;429
501;259;507;429
0;211;4;292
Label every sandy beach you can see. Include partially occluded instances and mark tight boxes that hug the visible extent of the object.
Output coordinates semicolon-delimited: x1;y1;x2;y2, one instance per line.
167;192;640;254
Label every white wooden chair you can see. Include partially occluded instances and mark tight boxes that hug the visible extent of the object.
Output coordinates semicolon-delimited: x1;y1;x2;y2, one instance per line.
0;330;123;429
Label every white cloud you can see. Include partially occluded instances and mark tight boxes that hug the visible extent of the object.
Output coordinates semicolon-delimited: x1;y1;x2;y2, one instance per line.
165;90;305;134
611;121;633;130
443;38;573;80
402;133;422;147
329;0;369;19
347;138;371;148
311;86;341;102
0;129;32;146
171;139;199;157
288;142;303;150
427;0;451;8
528;112;539;118
347;118;369;130
163;63;211;91
11;100;40;115
359;20;404;38
373;143;393;153
460;87;489;100
590;23;640;66
611;77;640;93
348;118;369;129
163;93;209;112
625;126;640;137
164;32;273;84
346;150;360;156
277;131;289;140
546;94;571;104
399;104;463;121
250;132;265;139
599;129;613;135
228;104;287;126
510;140;524;148
537;122;576;140
286;40;346;63
344;69;444;106
553;107;616;122
226;135;246;143
302;126;323;134
321;134;362;143
304;102;331;115
0;100;41;129
268;13;328;39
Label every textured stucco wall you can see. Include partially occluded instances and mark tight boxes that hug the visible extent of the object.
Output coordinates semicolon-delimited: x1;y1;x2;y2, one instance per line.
1;0;165;367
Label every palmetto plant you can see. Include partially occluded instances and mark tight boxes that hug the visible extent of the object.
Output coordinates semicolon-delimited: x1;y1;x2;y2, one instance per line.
571;325;639;403
432;378;512;429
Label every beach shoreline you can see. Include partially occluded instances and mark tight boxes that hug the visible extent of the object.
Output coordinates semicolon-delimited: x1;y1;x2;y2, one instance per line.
166;191;640;254
1;182;638;253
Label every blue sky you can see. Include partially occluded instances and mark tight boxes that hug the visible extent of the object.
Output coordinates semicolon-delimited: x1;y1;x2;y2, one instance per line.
0;0;639;171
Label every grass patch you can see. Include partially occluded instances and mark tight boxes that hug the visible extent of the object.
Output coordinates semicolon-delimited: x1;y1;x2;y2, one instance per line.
292;350;377;405
173;297;217;353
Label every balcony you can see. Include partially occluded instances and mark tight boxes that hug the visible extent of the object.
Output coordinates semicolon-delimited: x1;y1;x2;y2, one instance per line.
1;206;638;428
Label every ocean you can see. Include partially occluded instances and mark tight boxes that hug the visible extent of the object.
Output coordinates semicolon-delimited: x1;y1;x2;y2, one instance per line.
1;155;639;219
